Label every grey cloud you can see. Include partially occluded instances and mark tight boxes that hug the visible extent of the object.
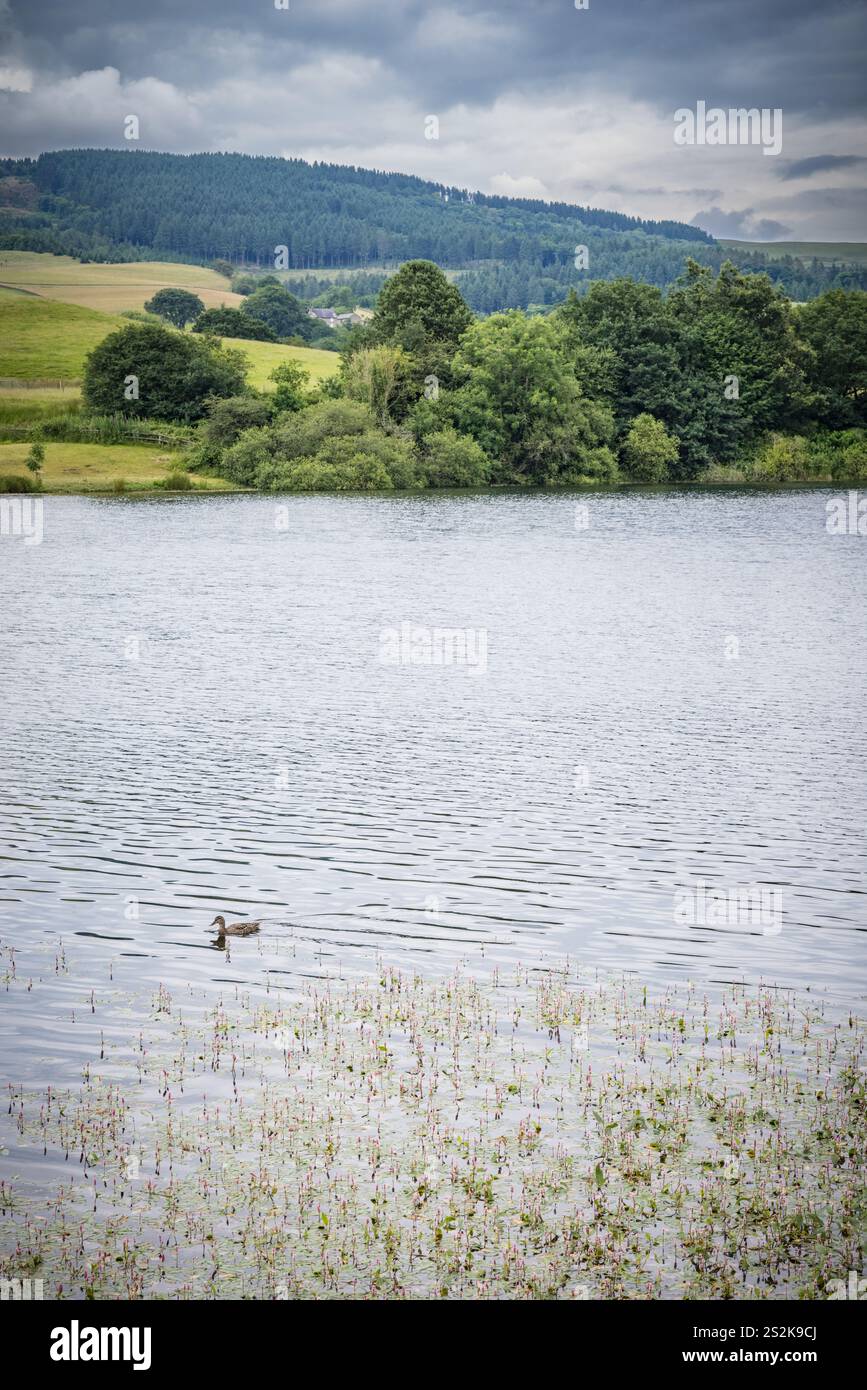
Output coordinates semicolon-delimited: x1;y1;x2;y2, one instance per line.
1;1;865;239
779;153;866;180
5;0;867;120
691;207;792;240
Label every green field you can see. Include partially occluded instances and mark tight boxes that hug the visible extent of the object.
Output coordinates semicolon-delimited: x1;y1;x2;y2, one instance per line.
0;296;123;380
0;288;338;389
0;441;236;492
221;336;339;388
0;263;339;491
720;240;867;267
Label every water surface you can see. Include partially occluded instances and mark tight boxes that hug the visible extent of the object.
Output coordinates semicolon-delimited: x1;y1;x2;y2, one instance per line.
1;488;865;1093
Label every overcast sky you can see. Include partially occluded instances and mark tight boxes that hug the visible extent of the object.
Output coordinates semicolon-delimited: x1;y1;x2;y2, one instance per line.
1;0;866;240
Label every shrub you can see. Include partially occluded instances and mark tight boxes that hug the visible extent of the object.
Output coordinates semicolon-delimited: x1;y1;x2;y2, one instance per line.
557;447;620;487
270;361;312;414
193;308;277;342
112;477;127;493
258;428;416;492
419;428;491;487
201;394;272;448
837;433;867;482
262;452;394;493
746;434;819;483
268;399;373;459
621;413;679;482
220;427;275;486
25;441;45;474
82;321;247;423
0;472;39;492
160;471;194;490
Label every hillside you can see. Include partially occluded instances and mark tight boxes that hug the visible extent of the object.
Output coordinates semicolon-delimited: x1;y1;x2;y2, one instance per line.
0;250;242;312
1;150;864;311
0;293;123;378
720;240;867;268
0;274;337;386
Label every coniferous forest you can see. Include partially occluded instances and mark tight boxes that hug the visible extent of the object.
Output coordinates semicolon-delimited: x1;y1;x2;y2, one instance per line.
1;148;864;310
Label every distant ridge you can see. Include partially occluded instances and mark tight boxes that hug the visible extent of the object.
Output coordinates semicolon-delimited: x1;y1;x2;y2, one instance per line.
1;148;864;308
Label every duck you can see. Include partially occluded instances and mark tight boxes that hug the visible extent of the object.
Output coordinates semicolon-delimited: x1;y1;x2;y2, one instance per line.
209;914;261;940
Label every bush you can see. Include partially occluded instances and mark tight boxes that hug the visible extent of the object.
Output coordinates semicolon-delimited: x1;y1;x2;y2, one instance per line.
838;435;867;482
557;446;620;487
25;441;45;474
746;434;819;483
112;477;127;493
193;308;277;342
220;427;275;486
270;361;312;415
419;428;491;487
82;321;247;423
265;453;393;492
0;472;39;492
259;428;417;492
268;399;373;459
201;394;272;448
807;428;867;482
160;471;194;490
621;413;679;482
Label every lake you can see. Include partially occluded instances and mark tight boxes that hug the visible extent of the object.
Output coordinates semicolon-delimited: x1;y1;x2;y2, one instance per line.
1;487;865;1089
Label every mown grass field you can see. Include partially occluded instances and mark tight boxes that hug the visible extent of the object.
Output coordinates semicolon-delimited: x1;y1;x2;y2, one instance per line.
221;336;339;387
0;274;339;389
720;239;867;266
0;441;236;492
0;295;123;380
0;250;242;313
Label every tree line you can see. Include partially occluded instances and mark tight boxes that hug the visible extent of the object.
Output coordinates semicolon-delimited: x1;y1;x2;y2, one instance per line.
3;149;864;306
78;259;867;492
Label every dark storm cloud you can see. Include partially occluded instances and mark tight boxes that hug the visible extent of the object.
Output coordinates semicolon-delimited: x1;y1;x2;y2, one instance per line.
1;0;865;239
779;153;867;180
5;0;867;120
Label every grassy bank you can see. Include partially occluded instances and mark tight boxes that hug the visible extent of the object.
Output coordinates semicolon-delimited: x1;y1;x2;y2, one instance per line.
0;441;236;492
